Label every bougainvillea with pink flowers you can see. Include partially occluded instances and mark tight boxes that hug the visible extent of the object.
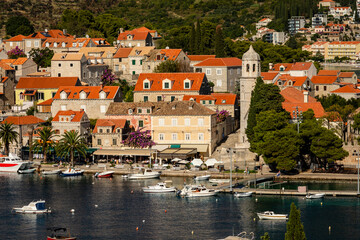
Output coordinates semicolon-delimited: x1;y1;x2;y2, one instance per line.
7;46;26;59
122;128;156;148
101;68;117;85
216;110;229;123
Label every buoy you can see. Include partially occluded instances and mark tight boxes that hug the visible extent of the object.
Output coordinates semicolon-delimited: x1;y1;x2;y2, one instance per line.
255;198;258;202
191;231;194;235
70;209;75;213
142;220;145;223
321;202;323;206
253;218;256;221
136;227;139;231
92;182;95;185
95;205;98;208
329;226;331;232
216;199;218;202
165;210;167;213
131;190;134;194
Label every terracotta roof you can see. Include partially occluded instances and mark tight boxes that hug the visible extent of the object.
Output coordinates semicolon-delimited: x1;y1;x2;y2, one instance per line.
42;38;91;48
106;102;167;115
276;75;308;87
329;41;360;45
52;110;85;122
311;75;338;84
320;0;334;2
183;93;237;105
317;70;340;76
1;116;45;125
93;119;127;133
259;18;271;22
25;29;72;39
0;62;14;70
159;49;182;61
4;35;26;42
151;101;216;116
129;47;155;57
339;72;355;78
188;55;216;62
78;47;117;58
331;85;360;93
333;7;350;10
1;77;8;83
53;86;120;100
261;72;279;81
0;59;16;64
52;53;85;61
37;98;53;106
134;73;206;92
12;58;28;65
194;57;242;67
270;63;293;71
113;48;133;58
117;31;150;41
280;87;317;103
290;62;313;71
16;77;80;89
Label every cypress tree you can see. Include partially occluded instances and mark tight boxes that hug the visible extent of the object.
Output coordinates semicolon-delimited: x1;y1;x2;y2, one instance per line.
285;203;306;240
190;23;196;54
215;25;225;57
195;19;202;54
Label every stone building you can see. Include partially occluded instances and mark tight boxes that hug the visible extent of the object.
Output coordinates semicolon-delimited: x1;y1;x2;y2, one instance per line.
0;58;37;81
0;62;16;110
92;119;131;149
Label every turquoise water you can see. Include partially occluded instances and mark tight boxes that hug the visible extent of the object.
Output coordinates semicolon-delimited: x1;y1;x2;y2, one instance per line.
1;174;360;239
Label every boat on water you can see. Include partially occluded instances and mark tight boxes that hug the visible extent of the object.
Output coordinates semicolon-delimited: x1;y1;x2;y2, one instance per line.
18;168;36;174
142;182;176;193
42;169;62;175
234;192;253;198
306;193;325;199
128;169;161;179
47;227;76;240
95;171;114;178
194;175;211;181
257;211;288;220
13;200;51;214
60;168;84;177
209;179;230;184
0;153;32;172
178;185;218;197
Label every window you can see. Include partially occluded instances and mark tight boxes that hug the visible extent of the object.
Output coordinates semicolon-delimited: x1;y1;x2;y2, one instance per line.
198;118;204;126
171;96;175;102
132;71;136;75
140;60;143;65
116;128;121;133
138;120;144;128
246;64;250;72
106;129;110;133
97;139;102;145
316;86;319;91
34;41;39;47
19;92;24;100
324;86;327;91
70;63;73;67
10;42;13;47
253;64;256;72
144;81;150;89
115;65;119;71
237;68;241;74
58;73;61;77
209;100;212;104
185;133;191;140
14;66;18;70
126;120;130;126
202;100;206;104
185;118;190;126
132;60;136;65
216;69;222;75
184;81;190;89
157;96;162;102
113;139;117;146
61;105;67;110
58;63;61;67
164;82;170;89
172;133;177;140
26;41;31;47
99;91;106;99
99;129;103;133
159;118;165;126
37;92;44;100
138;108;142;114
216;80;222;87
206;69;212;75
198;133;204;140
143;96;148;102
147;109;150;113
172;118;177;126
159;133;164;140
100;105;106;113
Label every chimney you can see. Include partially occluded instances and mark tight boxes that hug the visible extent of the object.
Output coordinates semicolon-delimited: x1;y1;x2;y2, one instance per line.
63;29;67;35
269;63;273;70
80;109;84;112
120;28;124;33
45;29;48;33
303;91;309;103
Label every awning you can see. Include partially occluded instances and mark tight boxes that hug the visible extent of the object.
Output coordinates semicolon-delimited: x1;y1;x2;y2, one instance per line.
93;149;152;156
23;89;37;96
181;144;208;153
158;148;197;159
151;145;168;151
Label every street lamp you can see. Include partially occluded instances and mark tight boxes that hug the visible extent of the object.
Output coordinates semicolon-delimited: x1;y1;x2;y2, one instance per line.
352;150;360;195
227;148;234;193
292;106;303;133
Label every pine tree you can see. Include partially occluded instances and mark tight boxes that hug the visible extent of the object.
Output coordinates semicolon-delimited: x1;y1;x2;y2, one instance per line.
215;25;225;57
285;203;306;240
195;19;202;54
190;23;196;54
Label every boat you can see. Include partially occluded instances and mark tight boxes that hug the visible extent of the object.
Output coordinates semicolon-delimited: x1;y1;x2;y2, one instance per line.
209;179;230;184
18;168;36;174
234;192;253;198
306;193;325;199
13;200;51;214
179;185;218;197
42;169;62;175
128;169;161;179
60;168;84;177
47;227;76;240
142;182;176;193
194;175;211;181
257;211;288;220
0;153;32;172
94;171;114;178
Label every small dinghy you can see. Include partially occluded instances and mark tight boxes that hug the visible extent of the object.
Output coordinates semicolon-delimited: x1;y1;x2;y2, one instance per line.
306;193;325;199
257;211;288;220
194;175;211;181
95;171;114;178
13;200;51;214
18;168;36;174
142;182;176;193
234;192;253;198
47;227;76;240
60;168;84;177
42;169;62;175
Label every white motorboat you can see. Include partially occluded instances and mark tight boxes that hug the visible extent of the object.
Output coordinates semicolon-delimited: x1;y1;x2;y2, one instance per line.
42;169;62;175
18;168;36;174
194;175;211;181
209;179;230;184
60;168;84;177
128;169;161;180
94;171;114;178
142;182;176;193
257;211;288;220
306;193;325;199
234;192;253;198
13;200;51;214
0;153;32;172
181;185;218;197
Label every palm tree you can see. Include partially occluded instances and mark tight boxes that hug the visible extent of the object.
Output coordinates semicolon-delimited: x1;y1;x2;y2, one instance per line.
0;122;19;155
56;131;87;167
31;126;56;163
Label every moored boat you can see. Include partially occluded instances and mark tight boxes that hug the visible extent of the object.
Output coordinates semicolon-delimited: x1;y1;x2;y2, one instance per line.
306;193;325;199
234;192;253;198
18;168;36;174
47;227;76;240
181;185;218;197
128;169;161;179
209;179;230;184
142;182;176;193
257;211;288;220
0;153;31;172
194;175;211;181
95;171;114;178
60;168;84;177
13;200;51;214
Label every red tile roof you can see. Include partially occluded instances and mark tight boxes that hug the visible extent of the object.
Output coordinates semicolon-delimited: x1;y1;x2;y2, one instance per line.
25;29;72;39
276;75;308;87
159;49;182;61
52;110;85;122
53;86;120;100
12;58;28;65
113;48;133;58
16;77;80;89
261;72;278;81
290;62;313;71
4;35;26;42
281;87;317;103
259;18;271;22
1;116;45;125
329;41;360;45
0;62;14;70
134;73;206;92
331;85;360;93
194;57;242;67
93;119;126;133
311;75;338;84
187;55;216;62
270;63;293;71
317;70;340;76
339;72;355;78
1;77;8;83
37;98;53;106
117;31;150;41
183;93;237;105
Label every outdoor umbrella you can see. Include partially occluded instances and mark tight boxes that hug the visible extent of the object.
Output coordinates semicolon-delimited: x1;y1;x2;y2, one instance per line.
178;160;190;164
205;158;218;167
191;158;203;167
